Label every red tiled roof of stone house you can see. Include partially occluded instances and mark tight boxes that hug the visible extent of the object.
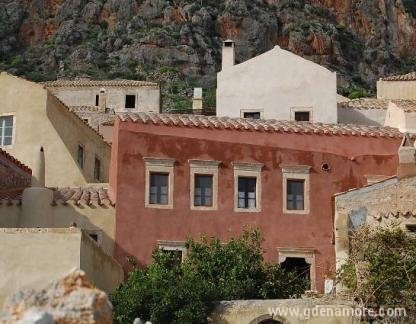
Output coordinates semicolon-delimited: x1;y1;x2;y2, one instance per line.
0;148;31;174
380;72;416;81
390;100;416;112
116;112;404;138
0;187;114;206
338;98;389;110
42;79;158;88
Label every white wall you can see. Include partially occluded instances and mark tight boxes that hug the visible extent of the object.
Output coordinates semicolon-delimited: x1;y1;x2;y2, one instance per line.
217;46;337;123
338;107;386;126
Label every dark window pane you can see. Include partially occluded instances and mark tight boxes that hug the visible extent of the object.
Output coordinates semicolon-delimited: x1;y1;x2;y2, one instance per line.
95;95;99;106
94;158;101;181
295;111;310;121
150;173;169;205
194;175;213;207
77;145;84;169
125;95;136;109
287;179;305;210
244;112;261;119
238;177;256;209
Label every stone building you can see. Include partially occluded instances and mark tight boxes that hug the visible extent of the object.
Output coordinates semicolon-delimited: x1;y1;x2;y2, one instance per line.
377;72;416;100
42;78;160;131
0;148;121;305
0;72;111;187
109;112;403;293
334;134;416;282
216;40;337;123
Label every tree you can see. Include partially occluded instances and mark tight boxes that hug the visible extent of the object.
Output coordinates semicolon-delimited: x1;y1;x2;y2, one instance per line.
111;228;308;324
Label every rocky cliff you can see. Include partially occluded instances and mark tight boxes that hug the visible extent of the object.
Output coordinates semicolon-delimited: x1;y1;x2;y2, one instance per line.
1;0;416;109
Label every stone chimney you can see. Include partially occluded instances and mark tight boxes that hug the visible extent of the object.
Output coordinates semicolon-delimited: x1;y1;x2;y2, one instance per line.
222;40;235;71
192;88;203;114
32;146;45;187
98;88;106;113
397;133;416;179
22;147;54;226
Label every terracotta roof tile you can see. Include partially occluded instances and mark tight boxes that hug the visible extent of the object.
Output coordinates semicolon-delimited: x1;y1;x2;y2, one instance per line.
42;79;158;88
390;100;416;112
52;187;113;206
0;189;23;205
117;112;404;138
0;148;31;174
381;72;416;81
338;98;389;110
69;106;102;112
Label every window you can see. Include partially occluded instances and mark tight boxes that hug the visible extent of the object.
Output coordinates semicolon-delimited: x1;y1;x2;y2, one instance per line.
238;177;257;209
144;157;175;209
149;173;169;205
406;224;416;237
190;160;220;211
0;115;14;146
95;94;99;106
158;240;187;264
294;111;310;121
287;179;305;210
125;95;136;109
244;112;261;119
194;175;213;207
77;145;84;169
89;233;98;242
233;162;263;212
282;165;311;214
94;157;101;181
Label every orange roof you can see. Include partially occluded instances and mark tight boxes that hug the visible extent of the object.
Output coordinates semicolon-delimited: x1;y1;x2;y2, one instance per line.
117;112;404;138
42;79;158;88
52;187;113;206
381;72;416;81
0;148;31;174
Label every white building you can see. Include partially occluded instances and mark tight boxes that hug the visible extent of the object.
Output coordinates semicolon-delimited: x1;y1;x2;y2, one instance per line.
216;40;337;123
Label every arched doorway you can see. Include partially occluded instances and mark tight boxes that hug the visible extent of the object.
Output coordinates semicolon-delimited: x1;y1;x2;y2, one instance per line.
258;320;282;324
249;314;284;324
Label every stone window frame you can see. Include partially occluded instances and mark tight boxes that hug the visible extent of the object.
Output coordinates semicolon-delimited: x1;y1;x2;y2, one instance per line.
277;247;316;291
233;162;263;213
189;159;220;211
240;109;264;119
157;240;187;262
144;157;175;209
124;93;137;110
282;165;311;215
290;107;313;122
0;112;16;148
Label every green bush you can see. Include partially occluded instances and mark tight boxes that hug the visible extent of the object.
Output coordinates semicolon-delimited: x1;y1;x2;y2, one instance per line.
111;229;307;324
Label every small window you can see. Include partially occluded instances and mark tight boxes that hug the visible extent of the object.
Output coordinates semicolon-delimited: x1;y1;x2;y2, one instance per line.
95;94;99;106
125;95;136;109
94;157;101;181
77;145;84;169
194;175;213;207
238;177;257;209
406;224;416;236
243;112;261;120
150;173;169;205
0;116;14;146
294;111;310;122
89;233;98;242
287;179;305;210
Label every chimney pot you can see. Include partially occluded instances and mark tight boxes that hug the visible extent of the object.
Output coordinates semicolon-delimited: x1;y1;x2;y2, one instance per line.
222;39;235;71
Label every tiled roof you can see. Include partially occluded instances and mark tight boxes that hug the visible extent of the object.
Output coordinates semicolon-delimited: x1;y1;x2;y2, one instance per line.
69;106;102;112
390;100;416;112
0;148;31;174
380;72;416;81
338;98;389;110
0;189;24;204
42;79;158;88
117;112;404;138
52;187;113;206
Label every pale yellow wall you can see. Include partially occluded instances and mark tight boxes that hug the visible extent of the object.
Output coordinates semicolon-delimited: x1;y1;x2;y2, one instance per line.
80;231;123;293
0;228;123;306
377;80;416;100
0;228;81;306
0;73;111;187
50;87;160;113
217;46;337;123
383;102;416;133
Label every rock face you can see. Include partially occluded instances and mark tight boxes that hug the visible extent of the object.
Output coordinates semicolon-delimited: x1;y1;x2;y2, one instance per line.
1;0;416;104
0;270;113;324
